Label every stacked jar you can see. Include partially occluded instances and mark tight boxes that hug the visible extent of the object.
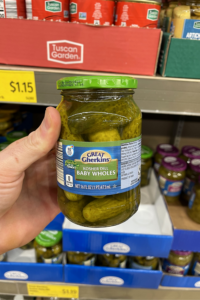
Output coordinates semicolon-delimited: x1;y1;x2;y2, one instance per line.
162;250;193;275
141;145;153;187
188;176;200;223
67;252;96;265
154;144;179;173
97;254;127;268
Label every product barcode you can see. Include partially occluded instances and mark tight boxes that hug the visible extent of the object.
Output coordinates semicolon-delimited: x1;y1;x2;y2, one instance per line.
4;0;17;18
56;142;64;185
94;19;100;25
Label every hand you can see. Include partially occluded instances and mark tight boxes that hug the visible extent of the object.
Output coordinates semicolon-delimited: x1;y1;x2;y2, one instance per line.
0;107;61;254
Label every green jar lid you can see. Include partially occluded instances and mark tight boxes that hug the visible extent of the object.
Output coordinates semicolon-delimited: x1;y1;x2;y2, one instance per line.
141;145;153;159
0;141;10;151
6;131;27;142
57;76;138;90
35;231;62;247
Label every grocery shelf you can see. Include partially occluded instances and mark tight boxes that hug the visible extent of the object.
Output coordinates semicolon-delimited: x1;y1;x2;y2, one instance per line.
1;65;200;116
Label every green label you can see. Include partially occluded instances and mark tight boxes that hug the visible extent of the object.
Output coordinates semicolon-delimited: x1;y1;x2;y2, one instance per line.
194;21;200;29
147;9;159;21
70;2;77;14
45;1;62;12
36;231;62;247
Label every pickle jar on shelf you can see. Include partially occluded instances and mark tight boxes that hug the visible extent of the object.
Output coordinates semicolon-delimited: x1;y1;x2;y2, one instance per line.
162;250;193;275
180;145;200;164
188;177;200;224
141;145;153;187
191;253;200;275
154;144;179;173
67;252;96;266
97;254;127;268
56;76;142;228
129;256;158;270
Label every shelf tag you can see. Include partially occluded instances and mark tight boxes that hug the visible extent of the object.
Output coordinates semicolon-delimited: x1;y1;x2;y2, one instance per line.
27;283;79;298
0;70;37;103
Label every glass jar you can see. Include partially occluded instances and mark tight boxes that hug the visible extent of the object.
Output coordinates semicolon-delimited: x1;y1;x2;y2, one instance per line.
129;256;158;270
154;144;179;173
20;240;34;250
181;159;200;204
97;254;127;268
158;156;186;204
6;131;27;143
141;145;153;187
191;253;200;275
67;252;96;266
56;76;142;228
34;231;63;264
162;251;193;275
180;146;200;164
188;179;200;223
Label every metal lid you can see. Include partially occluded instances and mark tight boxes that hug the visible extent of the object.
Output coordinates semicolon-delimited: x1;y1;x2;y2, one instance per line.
162;156;187;172
182;146;200;159
172;250;192;256
117;0;161;5
190;159;200;173
156;144;179;157
35;231;62;247
141;145;153;159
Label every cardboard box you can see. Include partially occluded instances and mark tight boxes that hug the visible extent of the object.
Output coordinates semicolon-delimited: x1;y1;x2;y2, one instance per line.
158;32;200;79
161;273;200;288
0;19;162;76
172;19;200;39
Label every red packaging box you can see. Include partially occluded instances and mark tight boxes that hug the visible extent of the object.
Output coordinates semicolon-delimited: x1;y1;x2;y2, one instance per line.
0;19;161;76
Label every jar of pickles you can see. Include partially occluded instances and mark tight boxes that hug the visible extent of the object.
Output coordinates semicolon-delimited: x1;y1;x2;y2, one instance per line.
67;252;96;266
188;178;200;224
154;144;179;173
180;146;200;164
34;231;63;264
56;76;142;228
141;145;153;187
129;256;158;270
97;254;127;268
191;253;200;275
162;251;193;275
158;156;187;204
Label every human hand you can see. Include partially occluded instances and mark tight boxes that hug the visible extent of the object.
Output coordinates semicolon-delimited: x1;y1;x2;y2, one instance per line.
0;107;61;254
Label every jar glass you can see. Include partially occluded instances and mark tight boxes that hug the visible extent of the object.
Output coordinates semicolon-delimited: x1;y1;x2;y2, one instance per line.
129;256;158;270
67;252;96;266
34;231;63;264
191;252;200;275
154;144;179;173
141;145;153;187
97;254;127;268
158;156;186;204
56;76;142;228
188;179;200;224
162;251;193;275
180;146;200;164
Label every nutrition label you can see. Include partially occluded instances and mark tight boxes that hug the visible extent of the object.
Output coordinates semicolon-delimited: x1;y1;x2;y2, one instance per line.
121;138;141;189
0;0;5;17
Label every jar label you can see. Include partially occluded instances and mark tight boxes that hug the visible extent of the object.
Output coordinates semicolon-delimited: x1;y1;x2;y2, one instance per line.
56;137;141;196
162;259;190;275
42;253;63;264
159;176;184;197
192;261;200;276
183;177;195;197
129;261;153;270
31;0;69;21
82;256;96;266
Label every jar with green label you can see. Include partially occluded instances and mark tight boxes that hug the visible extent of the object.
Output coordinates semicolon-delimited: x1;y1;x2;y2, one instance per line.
188;178;200;224
6;131;27;143
154;144;179;173
34;231;63;264
158;156;187;204
162;251;193;275
141;145;153;187
180;146;200;164
67;252;96;266
129;256;158;270
56;76;142;228
97;254;127;268
191;253;200;276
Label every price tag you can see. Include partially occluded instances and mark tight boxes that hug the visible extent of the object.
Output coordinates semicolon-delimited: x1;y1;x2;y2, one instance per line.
27;283;79;298
0;70;37;103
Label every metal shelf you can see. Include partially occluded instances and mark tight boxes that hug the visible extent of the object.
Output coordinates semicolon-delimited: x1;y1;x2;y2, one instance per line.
1;65;200;116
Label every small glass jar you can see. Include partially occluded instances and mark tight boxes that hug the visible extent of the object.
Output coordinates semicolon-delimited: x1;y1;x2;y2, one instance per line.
158;156;186;204
6;131;27;143
191;253;200;275
141;145;153;187
34;231;63;264
180;146;200;164
162;251;193;275
20;240;34;250
188;179;200;224
97;254;127;268
67;252;96;266
154;144;179;173
56;76;142;228
129;256;158;270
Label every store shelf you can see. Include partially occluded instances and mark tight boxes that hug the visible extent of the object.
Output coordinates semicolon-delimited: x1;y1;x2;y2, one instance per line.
1;65;200;116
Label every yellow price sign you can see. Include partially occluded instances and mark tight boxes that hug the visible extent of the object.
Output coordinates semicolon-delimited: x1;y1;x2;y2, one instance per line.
0;70;37;103
27;283;79;298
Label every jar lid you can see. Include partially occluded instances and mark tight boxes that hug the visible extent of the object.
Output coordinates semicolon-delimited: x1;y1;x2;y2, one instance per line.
6;131;27;142
156;144;179;157
141;145;153;159
190;159;200;172
0;142;10;151
162;156;187;172
182;146;200;159
35;231;62;247
57;76;138;90
172;250;192;256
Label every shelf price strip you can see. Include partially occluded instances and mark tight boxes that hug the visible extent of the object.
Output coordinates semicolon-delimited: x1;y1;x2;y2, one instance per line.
0;70;37;103
27;283;79;298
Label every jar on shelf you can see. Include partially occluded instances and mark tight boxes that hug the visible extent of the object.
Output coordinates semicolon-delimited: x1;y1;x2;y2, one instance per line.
191;253;200;275
34;231;63;264
141;145;153;187
162;250;193;275
188;178;200;224
181;158;200;204
180;146;200;164
154;144;179;173
129;256;158;270
158;156;187;204
97;254;127;268
56;76;142;228
67;252;96;266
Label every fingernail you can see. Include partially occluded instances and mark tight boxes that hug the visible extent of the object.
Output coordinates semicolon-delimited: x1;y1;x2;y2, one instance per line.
42;108;51;132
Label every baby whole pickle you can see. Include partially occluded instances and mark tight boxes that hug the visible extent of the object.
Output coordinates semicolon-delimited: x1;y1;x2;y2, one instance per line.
97;254;127;268
88;129;121;142
67;252;96;265
130;256;158;270
162;251;193;275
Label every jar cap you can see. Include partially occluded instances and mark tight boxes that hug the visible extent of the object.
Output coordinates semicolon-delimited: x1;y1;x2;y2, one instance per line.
156;144;179;157
57;76;138;90
162;156;187;172
190;159;200;172
182;146;200;159
35;231;62;247
141;145;153;159
6;131;27;142
172;250;192;256
0;142;10;151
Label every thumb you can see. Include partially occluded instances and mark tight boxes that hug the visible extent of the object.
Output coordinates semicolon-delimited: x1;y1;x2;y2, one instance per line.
0;107;61;180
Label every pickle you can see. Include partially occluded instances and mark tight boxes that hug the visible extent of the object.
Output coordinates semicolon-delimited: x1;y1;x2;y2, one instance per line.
65;197;91;224
67;252;95;264
132;256;158;270
93;196;106;199
64;190;84;201
122;112;142;140
88;129;121;142
98;254;127;268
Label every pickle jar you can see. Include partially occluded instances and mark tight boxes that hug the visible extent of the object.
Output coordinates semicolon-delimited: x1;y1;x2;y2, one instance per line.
191;253;200;275
162;251;193;275
34;231;63;263
154;144;179;173
158;156;187;204
97;254;127;268
180;146;200;164
181;158;200;204
67;252;96;266
56;76;142;228
188;177;200;224
129;256;158;270
141;145;153;187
